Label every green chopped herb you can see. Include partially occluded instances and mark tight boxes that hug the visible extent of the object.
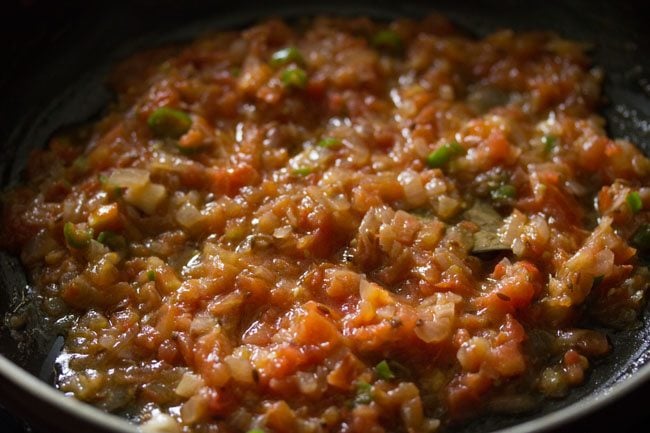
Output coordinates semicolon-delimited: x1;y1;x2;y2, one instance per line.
491;184;517;202
542;135;557;153
372;29;403;52
317;137;341;149
147;107;192;139
375;360;395;380
292;167;313;176
387;360;411;378
281;67;308;89
246;429;265;433
632;223;650;252
97;231;127;253
270;47;304;67
224;226;246;241
146;270;156;282
98;175;124;197
71;156;89;174
231;66;241;77
426;141;464;168
63;222;93;249
96;231;109;244
627;191;643;214
355;381;373;405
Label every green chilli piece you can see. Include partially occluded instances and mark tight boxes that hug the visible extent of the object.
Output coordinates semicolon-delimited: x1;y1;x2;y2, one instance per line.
632;223;650;252
375;360;395;380
354;381;373;405
542;135;557;153
97;231;127;253
372;29;403;51
247;429;265;433
147;107;192;139
71;156;89;174
292;167;313;176
426;141;464;168
270;47;304;67
627;191;643;214
224;226;246;241
317;137;341;149
63;222;93;249
146;270;156;282
98;175;123;197
491;184;517;202
281;67;308;89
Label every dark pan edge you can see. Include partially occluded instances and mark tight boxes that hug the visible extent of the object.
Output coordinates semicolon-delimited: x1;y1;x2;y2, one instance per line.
498;361;650;433
0;355;136;433
1;345;650;433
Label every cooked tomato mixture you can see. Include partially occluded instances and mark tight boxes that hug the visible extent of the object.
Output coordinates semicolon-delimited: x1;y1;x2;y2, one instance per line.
3;15;650;433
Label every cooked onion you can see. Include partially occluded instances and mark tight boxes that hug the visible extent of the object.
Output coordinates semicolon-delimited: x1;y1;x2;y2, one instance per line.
175;372;205;398
414;302;456;343
209;291;245;315
296;371;319;394
141;413;181;433
108;168;150;188
124;182;167;214
273;225;292;239
224;355;254;384
326;193;351;212
176;203;203;228
398;170;427;208
189;314;219;336
180;392;209;425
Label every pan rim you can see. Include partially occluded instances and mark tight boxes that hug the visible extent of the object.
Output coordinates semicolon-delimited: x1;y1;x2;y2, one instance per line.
2;353;650;433
0;354;136;432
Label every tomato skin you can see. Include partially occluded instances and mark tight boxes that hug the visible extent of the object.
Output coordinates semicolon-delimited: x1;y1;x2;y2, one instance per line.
209;163;260;197
477;260;541;314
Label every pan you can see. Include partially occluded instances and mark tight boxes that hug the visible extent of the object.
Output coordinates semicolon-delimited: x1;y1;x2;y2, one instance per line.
1;1;649;432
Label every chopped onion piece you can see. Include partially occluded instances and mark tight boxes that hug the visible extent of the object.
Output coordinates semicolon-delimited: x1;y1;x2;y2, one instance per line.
85;239;110;263
327;193;351;211
175;372;205;398
296;371;319;394
414;302;456;343
141;413;181;433
176;203;204;228
124;182;167;215
224;355;254;384
108;168;150;188
273;225;293;239
181;392;209;425
190;314;219;336
209;291;245;315
398;170;427;207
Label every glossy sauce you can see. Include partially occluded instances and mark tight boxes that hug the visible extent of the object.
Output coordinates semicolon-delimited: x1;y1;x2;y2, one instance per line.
2;15;650;433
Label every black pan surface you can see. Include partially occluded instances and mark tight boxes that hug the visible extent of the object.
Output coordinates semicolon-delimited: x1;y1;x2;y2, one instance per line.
1;1;649;432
